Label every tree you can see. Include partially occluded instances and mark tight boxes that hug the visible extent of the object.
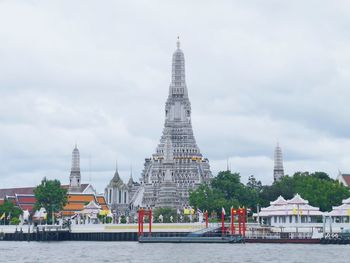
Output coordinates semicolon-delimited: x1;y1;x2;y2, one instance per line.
247;175;262;192
34;178;67;224
0;200;22;225
189;170;259;216
259;172;350;211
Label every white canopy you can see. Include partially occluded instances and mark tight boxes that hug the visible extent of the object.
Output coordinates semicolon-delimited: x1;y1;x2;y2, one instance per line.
328;197;350;217
258;194;323;217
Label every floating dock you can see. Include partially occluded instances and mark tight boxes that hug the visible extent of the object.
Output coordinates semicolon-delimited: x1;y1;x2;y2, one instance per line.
139;235;243;243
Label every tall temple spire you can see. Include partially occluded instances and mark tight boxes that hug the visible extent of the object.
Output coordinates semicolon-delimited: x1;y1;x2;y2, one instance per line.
71;144;80;171
169;37;188;98
113;159;121;181
69;144;81;192
273;142;284;181
140;39;212;209
128;165;134;187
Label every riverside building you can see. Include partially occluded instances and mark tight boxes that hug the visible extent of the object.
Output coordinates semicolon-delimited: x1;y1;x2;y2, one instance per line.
256;194;323;226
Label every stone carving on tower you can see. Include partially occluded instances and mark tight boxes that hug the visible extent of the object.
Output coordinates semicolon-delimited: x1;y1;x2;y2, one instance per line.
273;142;285;181
69;144;81;192
140;38;212;209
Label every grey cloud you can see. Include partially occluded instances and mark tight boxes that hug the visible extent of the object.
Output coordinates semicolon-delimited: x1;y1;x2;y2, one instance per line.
1;1;350;191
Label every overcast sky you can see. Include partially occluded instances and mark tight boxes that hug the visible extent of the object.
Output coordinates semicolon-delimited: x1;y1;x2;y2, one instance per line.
1;0;350;193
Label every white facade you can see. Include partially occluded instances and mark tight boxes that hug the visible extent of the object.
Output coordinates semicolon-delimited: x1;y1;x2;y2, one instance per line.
328;197;350;223
104;165;131;216
257;194;324;226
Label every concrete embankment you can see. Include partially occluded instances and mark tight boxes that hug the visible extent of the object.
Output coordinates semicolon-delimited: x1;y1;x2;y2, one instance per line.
0;223;201;242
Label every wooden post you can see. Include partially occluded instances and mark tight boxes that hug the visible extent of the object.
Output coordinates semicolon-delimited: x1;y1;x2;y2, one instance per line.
238;208;242;236
141;209;144;236
205;210;208;228
149;209;152;237
231;208;236;235
137;209;140;237
221;210;225;237
242;208;246;238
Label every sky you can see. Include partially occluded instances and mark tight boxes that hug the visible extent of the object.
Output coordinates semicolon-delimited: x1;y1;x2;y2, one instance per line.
1;0;350;193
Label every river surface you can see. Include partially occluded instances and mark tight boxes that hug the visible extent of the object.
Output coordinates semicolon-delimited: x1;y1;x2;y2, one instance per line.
0;241;349;263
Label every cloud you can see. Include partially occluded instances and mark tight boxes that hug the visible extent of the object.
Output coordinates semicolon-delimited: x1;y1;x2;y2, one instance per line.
1;0;350;192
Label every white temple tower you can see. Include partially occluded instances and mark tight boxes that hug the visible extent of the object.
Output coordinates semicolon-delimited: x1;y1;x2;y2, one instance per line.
140;39;212;209
273;142;285;181
69;144;81;192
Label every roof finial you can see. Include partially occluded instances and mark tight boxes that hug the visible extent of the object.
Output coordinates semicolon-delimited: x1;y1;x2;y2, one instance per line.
176;36;180;49
115;159;118;172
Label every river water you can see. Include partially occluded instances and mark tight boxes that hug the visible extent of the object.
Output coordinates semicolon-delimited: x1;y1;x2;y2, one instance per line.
0;241;349;263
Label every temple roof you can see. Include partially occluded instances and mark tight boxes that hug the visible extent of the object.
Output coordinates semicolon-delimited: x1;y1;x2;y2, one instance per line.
0;187;35;199
63;193;108;216
270;195;288;206
328;196;350;216
343;197;350;204
96;195;109;210
339;174;350;187
287;193;309;205
258;193;322;217
15;194;36;212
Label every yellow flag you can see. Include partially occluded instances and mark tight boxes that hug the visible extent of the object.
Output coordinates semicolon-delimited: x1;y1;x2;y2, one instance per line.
299;208;303;216
184;208;190;215
0;212;5;220
44;213;47;220
347;209;350;216
293;208;297;215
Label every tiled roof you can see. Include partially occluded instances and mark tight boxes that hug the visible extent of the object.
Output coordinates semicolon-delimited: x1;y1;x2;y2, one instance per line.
62;183;90;192
341;174;350;187
0;187;35;199
96;196;109;210
62;194;109;216
67;194;96;202
16;194;36;212
0;184;90;199
62;194;96;216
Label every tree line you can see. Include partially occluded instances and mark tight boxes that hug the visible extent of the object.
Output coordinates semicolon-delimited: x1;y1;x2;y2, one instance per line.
189;170;350;214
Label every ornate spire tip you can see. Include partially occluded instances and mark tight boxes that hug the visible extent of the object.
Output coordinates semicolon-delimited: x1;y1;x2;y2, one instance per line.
176;36;180;49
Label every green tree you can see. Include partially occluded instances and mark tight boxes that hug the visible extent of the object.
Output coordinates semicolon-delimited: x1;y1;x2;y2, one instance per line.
247;175;262;192
34;178;67;224
190;170;259;216
259;172;350;211
0;200;22;225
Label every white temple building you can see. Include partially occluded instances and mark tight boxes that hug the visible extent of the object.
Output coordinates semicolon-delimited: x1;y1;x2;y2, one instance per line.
256;194;324;226
328;197;350;223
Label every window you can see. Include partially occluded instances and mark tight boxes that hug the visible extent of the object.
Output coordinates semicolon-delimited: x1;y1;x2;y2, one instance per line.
109;189;112;204
124;192;127;204
119;190;122;204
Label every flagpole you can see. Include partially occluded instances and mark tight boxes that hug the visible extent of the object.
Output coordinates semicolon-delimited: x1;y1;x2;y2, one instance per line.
221;208;225;237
